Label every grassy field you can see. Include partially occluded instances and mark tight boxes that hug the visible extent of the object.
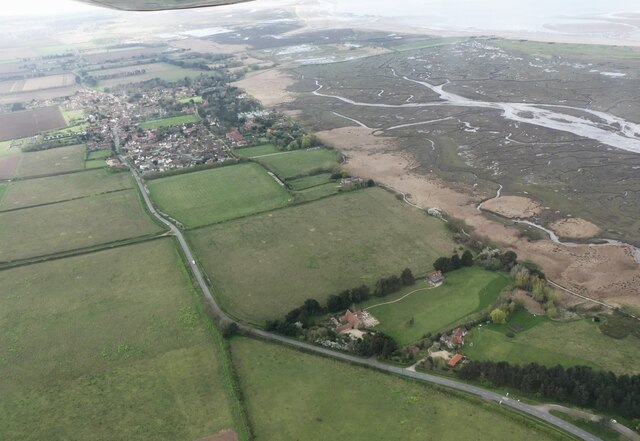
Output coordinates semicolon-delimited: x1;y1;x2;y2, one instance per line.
147;163;292;228
178;95;203;104
548;411;624;441
464;311;640;375
495;39;640;59
231;337;567;441
293;181;341;202
287;172;333;190
364;267;510;346
61;108;86;125
139;114;200;129
0;239;237;440
16;144;86;178
392;37;468;52
0;169;133;211
234;143;279;158
0;189;162;262
257;148;339;179
189;188;454;323
98;64;206;89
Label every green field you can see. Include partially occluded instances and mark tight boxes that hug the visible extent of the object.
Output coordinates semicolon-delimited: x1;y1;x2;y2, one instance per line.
98;64;206;89
0;189;162;262
189;188;454;323
495;39;640;59
364;267;510;346
147;163;291;228
392;37;468;52
287;172;333;190
16;144;86;178
234;143;279;158
138;114;200;129
464;312;640;375
61;108;86;125
0;169;132;211
87;149;111;159
231;337;565;441
178;95;203;104
294;181;341;202
0;239;237;440
257;148;339;178
548;411;623;441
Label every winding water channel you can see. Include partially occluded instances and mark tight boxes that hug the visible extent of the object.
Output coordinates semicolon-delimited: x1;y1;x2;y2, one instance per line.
313;72;640;154
312;73;640;263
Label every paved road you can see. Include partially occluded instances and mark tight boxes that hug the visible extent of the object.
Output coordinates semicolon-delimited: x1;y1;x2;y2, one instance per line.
125;161;601;441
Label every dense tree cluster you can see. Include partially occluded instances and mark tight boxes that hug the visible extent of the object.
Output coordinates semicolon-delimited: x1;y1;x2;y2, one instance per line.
433;250;474;273
458;361;640;419
354;332;398;358
327;285;371;312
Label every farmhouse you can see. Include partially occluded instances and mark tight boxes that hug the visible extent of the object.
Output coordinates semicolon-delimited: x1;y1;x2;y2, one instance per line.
427;270;445;286
226;129;247;147
335;309;379;333
447;353;464;368
441;327;466;349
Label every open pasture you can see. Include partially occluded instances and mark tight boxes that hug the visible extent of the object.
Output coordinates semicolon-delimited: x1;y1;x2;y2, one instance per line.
0;239;236;440
97;63;206;88
15;144;86;178
147;163;291;228
138;113;200;129
0;189;162;262
0;106;66;141
365;267;510;346
0;168;133;211
287;172;333;190
231;337;566;441
464;312;640;375
257;147;339;178
234;143;279;158
189;188;453;323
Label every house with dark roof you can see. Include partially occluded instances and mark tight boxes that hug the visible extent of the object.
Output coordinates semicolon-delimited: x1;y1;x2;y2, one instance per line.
427;270;444;286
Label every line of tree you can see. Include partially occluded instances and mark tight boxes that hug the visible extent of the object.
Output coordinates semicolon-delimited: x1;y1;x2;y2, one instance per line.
457;361;640;420
433;250;474;273
353;332;398;358
265;268;416;333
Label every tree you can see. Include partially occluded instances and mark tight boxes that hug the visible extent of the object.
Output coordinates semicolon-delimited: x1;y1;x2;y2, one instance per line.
222;322;239;338
401;268;415;286
461;250;474;267
500;250;518;269
451;254;462;270
300;134;313;149
433;257;451;272
490;308;507;324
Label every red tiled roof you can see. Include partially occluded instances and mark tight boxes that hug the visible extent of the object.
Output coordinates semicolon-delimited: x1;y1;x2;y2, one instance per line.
448;353;464;367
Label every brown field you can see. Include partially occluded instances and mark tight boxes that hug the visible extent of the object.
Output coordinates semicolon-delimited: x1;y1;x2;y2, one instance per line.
0;73;75;94
233;69;296;108
481;196;543;219
0;106;66;141
0;86;80;105
550;218;601;239
0;156;20;179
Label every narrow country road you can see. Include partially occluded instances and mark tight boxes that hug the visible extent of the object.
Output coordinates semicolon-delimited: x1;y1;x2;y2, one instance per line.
124;159;602;441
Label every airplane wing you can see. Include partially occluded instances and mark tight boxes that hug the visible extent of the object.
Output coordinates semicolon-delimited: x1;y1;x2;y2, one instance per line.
75;0;254;11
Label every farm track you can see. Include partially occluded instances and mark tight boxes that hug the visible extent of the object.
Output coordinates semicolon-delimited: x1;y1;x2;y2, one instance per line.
125;155;602;441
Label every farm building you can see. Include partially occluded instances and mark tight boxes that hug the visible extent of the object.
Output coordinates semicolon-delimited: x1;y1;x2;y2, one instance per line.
447;353;464;368
335;309;379;333
427;270;445;286
441;327;466;349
